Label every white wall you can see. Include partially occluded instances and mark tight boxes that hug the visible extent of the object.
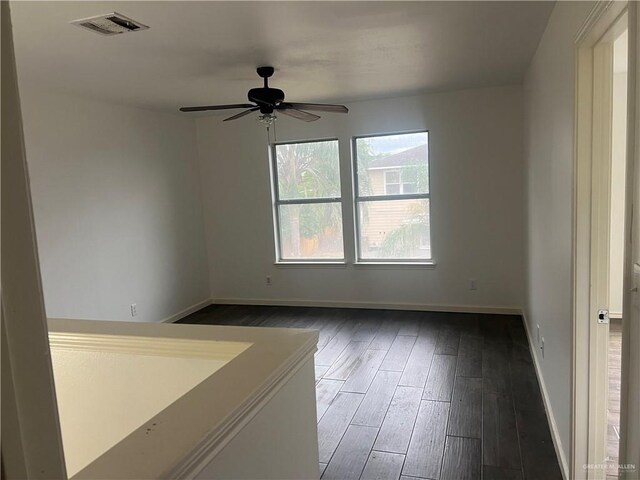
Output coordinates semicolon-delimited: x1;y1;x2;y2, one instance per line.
610;68;628;318
19;88;210;322
523;1;595;473
196;86;525;311
2;4;68;477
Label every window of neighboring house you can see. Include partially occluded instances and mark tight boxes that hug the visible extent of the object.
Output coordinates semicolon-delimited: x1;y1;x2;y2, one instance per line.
271;139;344;261
384;170;401;194
353;131;432;262
384;170;418;194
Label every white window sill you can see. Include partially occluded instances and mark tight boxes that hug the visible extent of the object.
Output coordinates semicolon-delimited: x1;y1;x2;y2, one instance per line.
353;261;437;269
274;261;347;268
273;261;436;269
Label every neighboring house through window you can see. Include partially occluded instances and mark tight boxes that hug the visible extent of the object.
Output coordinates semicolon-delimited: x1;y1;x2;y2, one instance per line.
384;170;418;194
353;132;431;261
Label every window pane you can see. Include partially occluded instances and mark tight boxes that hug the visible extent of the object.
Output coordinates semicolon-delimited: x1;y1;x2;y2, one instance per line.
358;199;431;260
356;132;429;197
403;183;417;194
386;184;400;195
385;171;400;183
279;203;344;259
275;140;340;200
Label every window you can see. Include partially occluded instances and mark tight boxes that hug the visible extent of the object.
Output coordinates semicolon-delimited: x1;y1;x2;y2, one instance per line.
271;139;344;261
384;170;418;194
384;171;400;194
353;131;432;261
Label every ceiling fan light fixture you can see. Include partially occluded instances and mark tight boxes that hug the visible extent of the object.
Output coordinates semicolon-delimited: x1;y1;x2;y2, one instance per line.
257;113;277;127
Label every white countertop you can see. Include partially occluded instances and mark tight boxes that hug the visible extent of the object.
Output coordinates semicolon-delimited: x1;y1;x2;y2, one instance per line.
48;319;318;479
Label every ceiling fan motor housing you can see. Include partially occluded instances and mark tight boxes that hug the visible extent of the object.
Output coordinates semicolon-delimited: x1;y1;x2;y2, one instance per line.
247;87;285;113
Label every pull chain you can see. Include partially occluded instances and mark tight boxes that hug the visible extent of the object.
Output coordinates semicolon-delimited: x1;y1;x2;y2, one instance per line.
262;115;277;146
273;116;278;143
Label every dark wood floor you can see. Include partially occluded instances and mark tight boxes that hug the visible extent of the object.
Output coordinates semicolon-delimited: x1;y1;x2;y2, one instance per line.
180;305;563;480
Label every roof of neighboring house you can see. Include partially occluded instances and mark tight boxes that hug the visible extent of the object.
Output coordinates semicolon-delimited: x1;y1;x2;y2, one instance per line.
367;144;427;169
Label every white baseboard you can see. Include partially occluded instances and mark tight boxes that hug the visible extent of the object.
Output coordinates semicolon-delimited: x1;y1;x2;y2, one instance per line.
161;298;212;324
212;297;522;316
520;308;569;480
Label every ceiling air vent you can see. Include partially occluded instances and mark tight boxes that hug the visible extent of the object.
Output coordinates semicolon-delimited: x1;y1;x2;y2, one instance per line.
71;13;149;36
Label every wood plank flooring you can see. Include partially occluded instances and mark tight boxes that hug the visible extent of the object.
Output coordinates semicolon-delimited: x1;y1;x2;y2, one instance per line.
180;305;563;480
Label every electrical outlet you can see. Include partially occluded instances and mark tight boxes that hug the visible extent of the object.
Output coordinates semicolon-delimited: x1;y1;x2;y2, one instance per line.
537;324;540;344
469;279;477;291
130;303;137;317
540;337;545;358
266;276;272;286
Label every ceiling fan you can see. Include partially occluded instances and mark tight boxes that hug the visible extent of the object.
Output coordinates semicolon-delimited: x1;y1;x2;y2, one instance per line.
179;66;349;122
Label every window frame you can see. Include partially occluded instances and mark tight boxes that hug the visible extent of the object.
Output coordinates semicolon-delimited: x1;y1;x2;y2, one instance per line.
352;130;433;264
269;137;345;264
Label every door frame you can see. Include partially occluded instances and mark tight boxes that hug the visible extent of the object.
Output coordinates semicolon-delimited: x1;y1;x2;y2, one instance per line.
619;2;640;477
573;1;636;479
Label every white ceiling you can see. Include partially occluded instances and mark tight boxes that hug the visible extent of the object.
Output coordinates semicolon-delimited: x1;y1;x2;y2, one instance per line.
10;1;554;114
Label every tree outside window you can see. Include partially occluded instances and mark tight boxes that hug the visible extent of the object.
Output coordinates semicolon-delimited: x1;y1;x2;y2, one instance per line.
273;140;343;260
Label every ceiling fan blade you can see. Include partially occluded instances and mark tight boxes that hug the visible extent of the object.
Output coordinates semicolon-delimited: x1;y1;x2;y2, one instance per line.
179;103;255;112
223;107;260;122
277;107;320;122
282;102;348;114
